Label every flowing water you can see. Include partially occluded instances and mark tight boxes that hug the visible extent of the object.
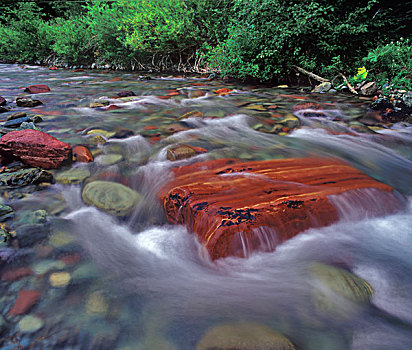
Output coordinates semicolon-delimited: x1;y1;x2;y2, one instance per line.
0;64;412;349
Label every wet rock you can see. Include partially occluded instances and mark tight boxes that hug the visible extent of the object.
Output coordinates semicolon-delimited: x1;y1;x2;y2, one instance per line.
188;90;206;98
88;135;107;145
178;110;204;120
312;82;332;93
0;129;72;169
196;322;295;350
19;121;41;130
360;82;378;96
293;102;323;111
24;84;50;94
86;129;116;139
82;181;140;216
0;96;6;106
162;124;189;135
49;231;75;248
402;91;412;109
113;128;134;139
17;223;50;248
160;158;401;260
0;168;53;187
0;205;14;221
18;315;44;334
7;112;27;121
71;263;99;283
89;101;110;108
9;290;41;315
56;167;90;185
117;90;135;97
4;116;33;128
73;145;94;163
1;267;33;282
59;253;82;266
310;263;373;304
167;145;197;161
0;106;10;113
96;154;123;166
16;97;43;107
86;292;108;314
49;272;71;288
32;259;65;274
21;209;48;225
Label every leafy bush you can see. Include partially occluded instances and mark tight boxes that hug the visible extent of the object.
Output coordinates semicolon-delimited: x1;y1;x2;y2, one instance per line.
0;2;51;62
206;0;394;81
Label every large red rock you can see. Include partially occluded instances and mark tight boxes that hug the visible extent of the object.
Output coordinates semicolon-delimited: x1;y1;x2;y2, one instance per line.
0;129;72;169
9;290;41;316
24;84;51;94
160;158;402;260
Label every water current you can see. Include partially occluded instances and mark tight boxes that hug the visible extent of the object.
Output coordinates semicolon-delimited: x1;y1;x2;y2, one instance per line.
1;64;412;349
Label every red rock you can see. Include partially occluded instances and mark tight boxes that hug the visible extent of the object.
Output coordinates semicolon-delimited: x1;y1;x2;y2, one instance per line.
59;253;82;265
24;84;51;94
0;96;6;106
144;125;158;130
73;145;93;163
104;104;121;111
192;146;208;154
9;290;41;316
1;267;33;282
160;158;401;260
149;136;162;143
0;130;72;169
72;69;84;72
214;88;232;96
48;66;58;70
293;102;323;111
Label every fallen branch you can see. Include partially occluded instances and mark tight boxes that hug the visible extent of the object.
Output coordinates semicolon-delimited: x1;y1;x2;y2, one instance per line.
292;65;330;83
339;73;358;95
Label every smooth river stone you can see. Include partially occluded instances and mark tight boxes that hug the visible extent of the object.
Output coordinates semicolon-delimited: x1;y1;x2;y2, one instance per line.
18;315;44;334
310;263;373;304
55;168;91;184
160;157;401;260
82;181;140;216
96;154;123;165
196;322;295;350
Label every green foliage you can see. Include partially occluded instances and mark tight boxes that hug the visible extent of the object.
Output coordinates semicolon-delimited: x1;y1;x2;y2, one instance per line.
0;2;51;62
363;38;412;92
206;0;396;80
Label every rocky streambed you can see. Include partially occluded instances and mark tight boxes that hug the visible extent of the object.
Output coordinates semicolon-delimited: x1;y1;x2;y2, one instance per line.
0;64;412;349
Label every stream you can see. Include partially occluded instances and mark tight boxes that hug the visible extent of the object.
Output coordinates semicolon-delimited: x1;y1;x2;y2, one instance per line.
0;64;412;349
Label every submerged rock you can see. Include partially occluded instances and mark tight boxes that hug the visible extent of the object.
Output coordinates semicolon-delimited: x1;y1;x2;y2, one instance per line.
18;315;44;334
82;181;140;216
24;84;50;94
196;322;295;350
0;168;53;187
16;97;43;107
56;167;90;185
9;290;41;316
117;90;135;97
0;129;72;169
167;145;196;161
89;100;110;108
160;158;401;260
0;205;14;222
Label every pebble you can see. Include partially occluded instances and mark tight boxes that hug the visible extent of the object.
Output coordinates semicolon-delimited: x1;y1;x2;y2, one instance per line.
33;259;65;275
55;168;91;185
96;154;123;165
86;292;108;314
49;231;75;248
18;315;44;334
9;290;41;316
49;272;71;288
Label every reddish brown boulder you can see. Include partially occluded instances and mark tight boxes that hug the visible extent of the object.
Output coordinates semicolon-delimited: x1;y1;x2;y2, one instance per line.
0;96;6;106
293;102;323;111
9;290;41;316
73;145;94;163
0;130;72;169
2;267;33;282
24;84;51;94
160;158;402;260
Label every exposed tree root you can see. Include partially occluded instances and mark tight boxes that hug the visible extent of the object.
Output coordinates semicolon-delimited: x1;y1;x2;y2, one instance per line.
292;65;330;83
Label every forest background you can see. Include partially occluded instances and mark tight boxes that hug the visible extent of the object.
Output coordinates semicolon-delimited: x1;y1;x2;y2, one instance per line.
0;0;410;89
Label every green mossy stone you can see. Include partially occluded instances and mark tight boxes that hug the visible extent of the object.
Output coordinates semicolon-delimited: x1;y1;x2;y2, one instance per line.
196;322;295;350
56;168;91;185
310;262;373;304
81;181;140;216
96;154;123;166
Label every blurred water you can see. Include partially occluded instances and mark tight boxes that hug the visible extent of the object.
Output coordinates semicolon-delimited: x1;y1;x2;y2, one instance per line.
1;63;412;349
